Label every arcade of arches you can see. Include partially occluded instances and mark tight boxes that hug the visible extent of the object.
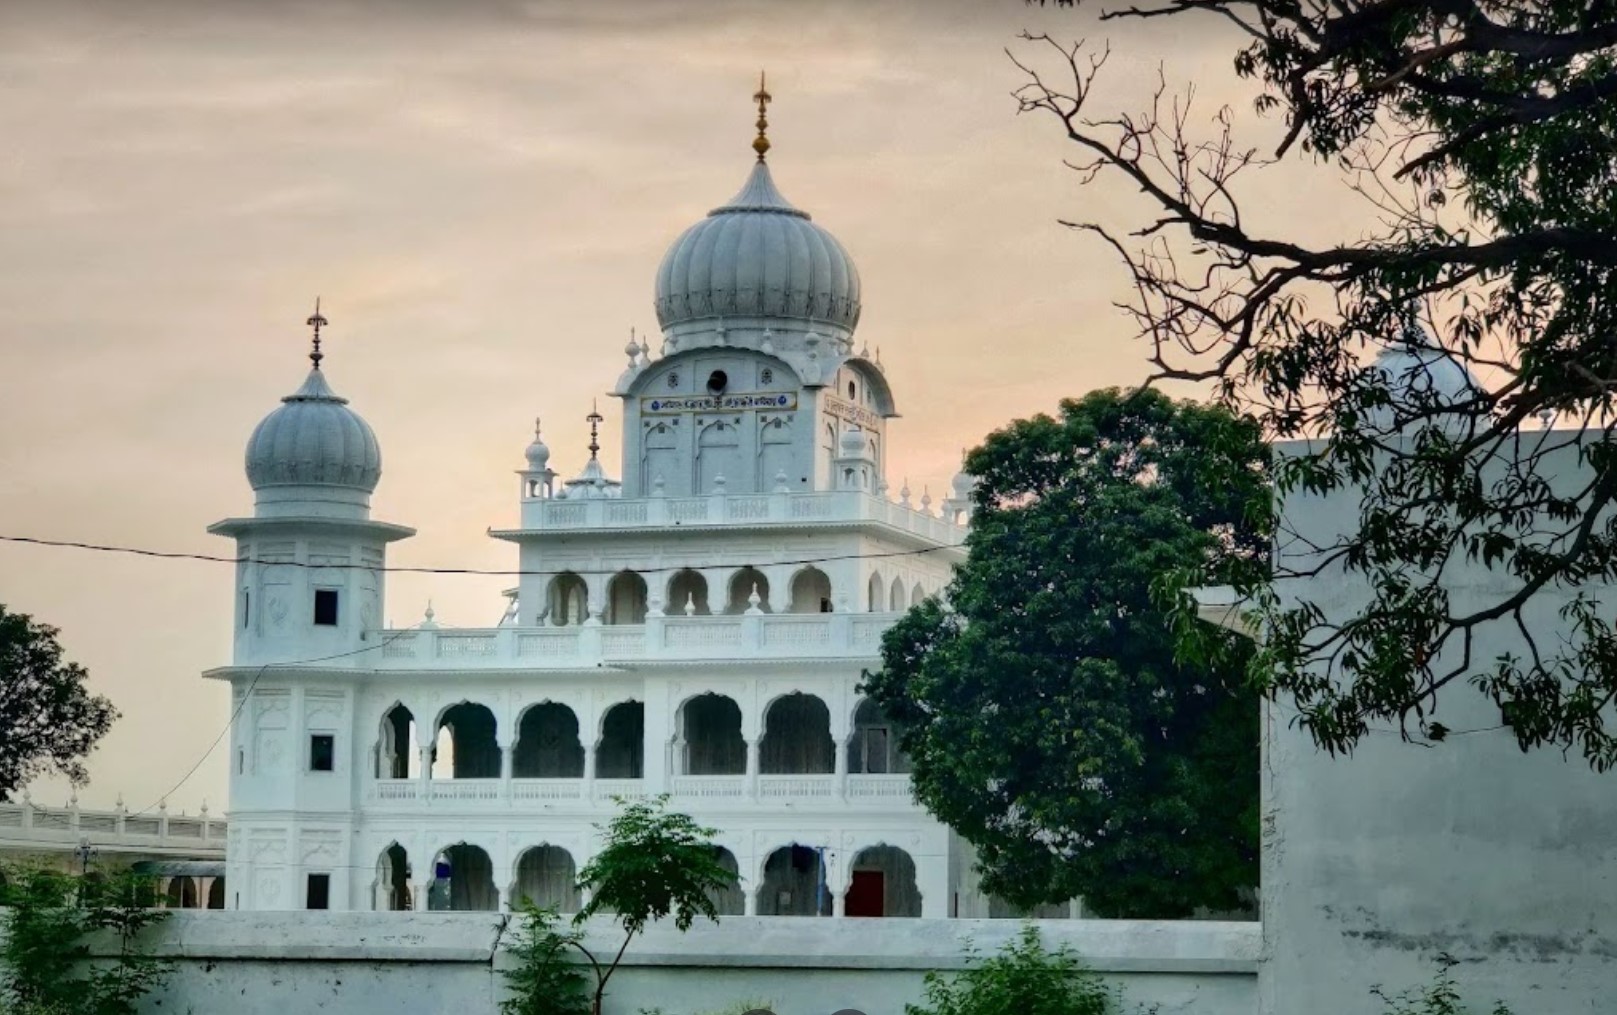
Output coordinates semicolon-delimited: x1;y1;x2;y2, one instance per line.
375;695;906;784
531;566;932;624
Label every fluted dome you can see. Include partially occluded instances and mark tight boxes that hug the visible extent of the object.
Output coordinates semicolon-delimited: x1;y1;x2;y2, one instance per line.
654;161;861;334
245;368;381;493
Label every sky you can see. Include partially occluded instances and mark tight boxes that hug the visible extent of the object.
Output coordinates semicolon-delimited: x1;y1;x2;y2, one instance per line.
0;0;1367;814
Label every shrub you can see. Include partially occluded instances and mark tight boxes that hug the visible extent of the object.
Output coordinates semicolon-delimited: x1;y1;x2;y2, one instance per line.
907;925;1112;1015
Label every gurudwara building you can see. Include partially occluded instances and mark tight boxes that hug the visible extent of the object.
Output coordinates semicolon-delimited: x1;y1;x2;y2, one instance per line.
210;88;1053;919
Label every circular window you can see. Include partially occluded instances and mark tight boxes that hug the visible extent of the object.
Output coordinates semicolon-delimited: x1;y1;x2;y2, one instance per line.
707;370;729;395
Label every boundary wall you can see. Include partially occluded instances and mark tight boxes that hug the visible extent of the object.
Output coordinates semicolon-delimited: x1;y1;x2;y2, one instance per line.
85;912;1259;1015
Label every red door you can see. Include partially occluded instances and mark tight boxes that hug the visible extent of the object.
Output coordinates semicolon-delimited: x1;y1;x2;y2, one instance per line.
846;870;884;917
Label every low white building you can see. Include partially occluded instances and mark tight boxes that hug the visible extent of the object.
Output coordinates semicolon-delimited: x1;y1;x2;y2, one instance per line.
207;104;1020;918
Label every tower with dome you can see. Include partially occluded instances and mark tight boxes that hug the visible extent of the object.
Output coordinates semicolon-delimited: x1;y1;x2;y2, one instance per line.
208;86;1057;919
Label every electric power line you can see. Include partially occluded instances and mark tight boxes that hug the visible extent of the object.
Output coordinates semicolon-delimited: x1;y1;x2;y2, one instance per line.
0;534;961;579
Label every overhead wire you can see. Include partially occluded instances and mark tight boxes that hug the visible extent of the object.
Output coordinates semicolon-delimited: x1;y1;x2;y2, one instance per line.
0;534;961;578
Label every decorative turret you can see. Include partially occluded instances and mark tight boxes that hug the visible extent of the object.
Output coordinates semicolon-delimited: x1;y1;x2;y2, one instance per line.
243;302;381;520
833;426;877;492
520;418;556;499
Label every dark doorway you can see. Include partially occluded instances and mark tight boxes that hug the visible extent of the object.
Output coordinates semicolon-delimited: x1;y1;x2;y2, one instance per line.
846;870;884;917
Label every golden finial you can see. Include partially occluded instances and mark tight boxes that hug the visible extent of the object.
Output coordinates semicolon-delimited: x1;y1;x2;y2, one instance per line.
305;296;327;370
752;70;772;162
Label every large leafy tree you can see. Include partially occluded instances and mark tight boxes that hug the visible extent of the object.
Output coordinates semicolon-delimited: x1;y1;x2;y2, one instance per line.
862;389;1268;918
0;604;116;800
1019;0;1617;767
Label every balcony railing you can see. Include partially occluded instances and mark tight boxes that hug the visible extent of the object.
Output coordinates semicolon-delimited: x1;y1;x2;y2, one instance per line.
363;773;915;809
361;613;899;671
506;488;968;546
0;799;227;856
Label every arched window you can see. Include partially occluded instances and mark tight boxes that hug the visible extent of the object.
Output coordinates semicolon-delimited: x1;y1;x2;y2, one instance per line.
605;571;648;625
435;703;500;779
788;567;833;614
708;847;744;915
725;567;770;614
596;701;645;778
428;844;498;911
375;843;412;911
867;572;886;613
848;698;911;775
911;582;925;610
844;845;921;918
757;845;831;916
547;573;588;626
377;703;415;779
667;569;710;616
676;694;745;775
513;702;584;778
890;577;905;613
511;846;580;912
760;693;834;774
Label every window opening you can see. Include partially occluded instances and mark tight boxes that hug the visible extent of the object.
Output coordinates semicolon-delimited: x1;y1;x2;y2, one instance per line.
306;873;331;910
309;734;335;772
313;588;339;626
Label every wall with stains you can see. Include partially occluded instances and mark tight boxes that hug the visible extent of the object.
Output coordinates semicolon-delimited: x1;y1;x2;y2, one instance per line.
81;911;1258;1015
1260;435;1617;1015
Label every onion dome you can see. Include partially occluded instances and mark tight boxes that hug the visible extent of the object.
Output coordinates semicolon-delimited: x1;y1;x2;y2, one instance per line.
1365;321;1483;435
245;367;381;494
653;77;861;340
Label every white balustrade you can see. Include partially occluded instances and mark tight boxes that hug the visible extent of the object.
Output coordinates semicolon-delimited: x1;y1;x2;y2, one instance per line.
372;780;420;802
758;775;835;799
427;779;502;802
847;774;916;801
664;618;744;650
600;629;646;656
671;775;747;799
510;779;585;802
593;779;648;801
761;617;833;649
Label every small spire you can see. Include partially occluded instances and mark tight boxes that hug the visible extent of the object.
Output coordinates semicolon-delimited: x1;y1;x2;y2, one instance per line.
586;400;604;461
306;297;328;370
752;70;772;162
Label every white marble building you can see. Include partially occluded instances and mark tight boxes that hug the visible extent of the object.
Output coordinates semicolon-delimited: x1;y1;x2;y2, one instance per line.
207;106;1013;918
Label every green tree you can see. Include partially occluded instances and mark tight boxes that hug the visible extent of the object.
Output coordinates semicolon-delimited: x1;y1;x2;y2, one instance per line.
499;903;592;1015
906;925;1112;1015
0;604;117;800
0;866;172;1015
863;389;1268;918
1018;2;1617;766
568;796;734;1015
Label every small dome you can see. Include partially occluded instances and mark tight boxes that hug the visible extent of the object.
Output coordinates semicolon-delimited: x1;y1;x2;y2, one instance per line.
950;468;976;499
245;368;381;493
1364;327;1483;435
525;418;552;471
654;161;861;335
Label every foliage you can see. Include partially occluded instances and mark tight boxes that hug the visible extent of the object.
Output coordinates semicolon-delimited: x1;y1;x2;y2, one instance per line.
1372;954;1513;1015
0;866;172;1015
907;925;1112;1015
863;389;1266;917
0;604;117;800
499;902;591;1015
569;796;734;1015
1019;1;1617;767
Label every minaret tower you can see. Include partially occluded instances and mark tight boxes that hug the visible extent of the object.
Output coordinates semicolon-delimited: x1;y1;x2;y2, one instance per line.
209;302;415;667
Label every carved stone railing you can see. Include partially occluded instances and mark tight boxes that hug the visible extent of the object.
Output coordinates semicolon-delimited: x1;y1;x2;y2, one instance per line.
509;489;967;546
363;612;905;671
0;798;227;857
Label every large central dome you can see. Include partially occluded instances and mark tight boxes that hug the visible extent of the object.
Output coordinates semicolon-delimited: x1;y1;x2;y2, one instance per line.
653;160;862;336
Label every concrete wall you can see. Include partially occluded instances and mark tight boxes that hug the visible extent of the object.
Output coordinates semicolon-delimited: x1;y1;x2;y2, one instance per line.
1261;435;1617;1015
94;912;1257;1015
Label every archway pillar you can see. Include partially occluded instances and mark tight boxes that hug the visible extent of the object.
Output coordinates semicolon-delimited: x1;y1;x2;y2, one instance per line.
582;743;597;800
744;736;761;798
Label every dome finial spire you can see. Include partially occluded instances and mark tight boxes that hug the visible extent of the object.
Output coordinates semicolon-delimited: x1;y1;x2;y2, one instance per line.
586;400;604;461
751;70;772;162
305;297;328;370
